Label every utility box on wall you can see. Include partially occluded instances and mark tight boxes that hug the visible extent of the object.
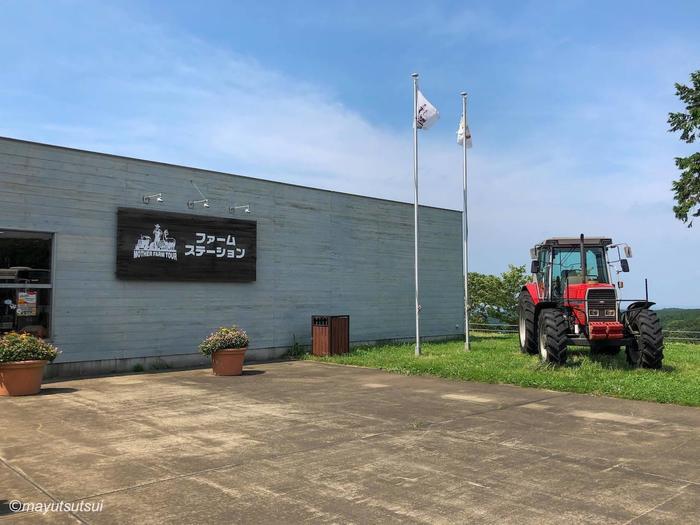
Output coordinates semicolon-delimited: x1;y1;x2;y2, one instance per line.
312;315;350;356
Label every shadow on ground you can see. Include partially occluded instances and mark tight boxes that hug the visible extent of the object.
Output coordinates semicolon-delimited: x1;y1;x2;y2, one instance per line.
0;500;15;516
38;387;79;395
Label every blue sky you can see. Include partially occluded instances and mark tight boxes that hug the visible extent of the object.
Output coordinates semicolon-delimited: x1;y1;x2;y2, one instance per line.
1;0;699;307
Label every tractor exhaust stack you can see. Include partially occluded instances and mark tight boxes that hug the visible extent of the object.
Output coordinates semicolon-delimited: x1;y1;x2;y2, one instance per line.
580;233;586;282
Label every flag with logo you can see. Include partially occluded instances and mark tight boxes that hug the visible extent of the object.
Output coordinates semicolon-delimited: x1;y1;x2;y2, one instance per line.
457;116;472;148
416;90;439;129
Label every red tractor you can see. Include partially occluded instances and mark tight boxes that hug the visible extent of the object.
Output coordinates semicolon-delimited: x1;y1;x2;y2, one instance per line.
518;235;664;368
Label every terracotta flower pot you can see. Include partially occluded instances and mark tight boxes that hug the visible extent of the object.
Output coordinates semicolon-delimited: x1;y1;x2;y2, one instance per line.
211;348;247;376
0;360;49;396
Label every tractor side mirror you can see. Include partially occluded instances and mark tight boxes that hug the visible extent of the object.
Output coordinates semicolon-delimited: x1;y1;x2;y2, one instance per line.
620;259;630;272
530;260;540;274
623;246;633;258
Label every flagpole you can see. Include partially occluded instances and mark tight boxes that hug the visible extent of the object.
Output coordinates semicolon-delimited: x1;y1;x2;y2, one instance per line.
461;92;470;351
412;73;421;357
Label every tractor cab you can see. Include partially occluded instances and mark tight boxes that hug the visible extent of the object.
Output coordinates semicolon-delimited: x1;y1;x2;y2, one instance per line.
518;234;663;368
529;236;619;301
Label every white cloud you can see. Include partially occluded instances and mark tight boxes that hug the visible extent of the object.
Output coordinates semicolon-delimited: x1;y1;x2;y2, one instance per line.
1;2;698;307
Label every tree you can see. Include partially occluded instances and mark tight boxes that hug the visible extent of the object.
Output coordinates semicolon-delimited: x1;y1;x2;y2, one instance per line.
668;70;700;227
468;264;529;325
467;272;502;324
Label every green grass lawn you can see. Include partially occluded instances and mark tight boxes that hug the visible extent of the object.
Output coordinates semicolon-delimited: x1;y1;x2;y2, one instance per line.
306;334;700;406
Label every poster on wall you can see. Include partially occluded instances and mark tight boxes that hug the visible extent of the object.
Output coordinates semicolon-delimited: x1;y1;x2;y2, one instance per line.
116;208;256;282
16;291;38;317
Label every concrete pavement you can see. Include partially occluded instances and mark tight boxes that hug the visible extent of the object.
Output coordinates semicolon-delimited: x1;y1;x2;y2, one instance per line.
1;361;698;524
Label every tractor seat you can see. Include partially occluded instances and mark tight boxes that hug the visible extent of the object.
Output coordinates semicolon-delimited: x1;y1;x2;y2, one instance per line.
563;270;584;285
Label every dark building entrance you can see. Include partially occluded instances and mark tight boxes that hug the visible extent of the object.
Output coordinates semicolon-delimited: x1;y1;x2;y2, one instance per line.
0;230;53;337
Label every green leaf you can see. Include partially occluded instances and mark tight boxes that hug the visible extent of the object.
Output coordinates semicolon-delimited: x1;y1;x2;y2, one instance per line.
669;70;700;226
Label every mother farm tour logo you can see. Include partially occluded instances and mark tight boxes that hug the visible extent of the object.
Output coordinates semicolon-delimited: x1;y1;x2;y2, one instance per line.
133;224;177;261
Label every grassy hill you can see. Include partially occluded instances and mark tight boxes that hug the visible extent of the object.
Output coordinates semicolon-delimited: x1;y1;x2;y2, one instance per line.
655;308;700;332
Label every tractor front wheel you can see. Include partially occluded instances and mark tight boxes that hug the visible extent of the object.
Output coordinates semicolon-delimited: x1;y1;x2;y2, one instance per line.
537;309;568;365
518;291;537;355
624;309;664;369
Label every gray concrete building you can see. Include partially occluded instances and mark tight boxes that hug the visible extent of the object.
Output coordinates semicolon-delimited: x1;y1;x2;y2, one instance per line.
0;137;463;376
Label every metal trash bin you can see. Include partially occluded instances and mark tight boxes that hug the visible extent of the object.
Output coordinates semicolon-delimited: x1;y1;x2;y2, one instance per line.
312;315;349;356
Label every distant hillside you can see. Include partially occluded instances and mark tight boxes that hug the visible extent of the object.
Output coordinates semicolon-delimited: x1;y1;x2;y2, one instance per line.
655;308;700;332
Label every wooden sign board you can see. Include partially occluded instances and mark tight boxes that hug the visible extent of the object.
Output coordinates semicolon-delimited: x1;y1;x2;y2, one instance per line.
116;208;256;282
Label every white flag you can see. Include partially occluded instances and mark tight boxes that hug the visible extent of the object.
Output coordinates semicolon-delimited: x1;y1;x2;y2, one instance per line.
416;90;439;130
457;116;472;148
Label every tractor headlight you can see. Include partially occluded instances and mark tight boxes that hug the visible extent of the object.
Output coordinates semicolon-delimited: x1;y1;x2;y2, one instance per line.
605;309;616;318
589;309;600;317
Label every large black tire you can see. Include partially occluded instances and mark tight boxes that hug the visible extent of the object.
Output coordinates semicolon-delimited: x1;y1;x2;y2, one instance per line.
537;309;568;365
518;291;537;355
624;309;664;369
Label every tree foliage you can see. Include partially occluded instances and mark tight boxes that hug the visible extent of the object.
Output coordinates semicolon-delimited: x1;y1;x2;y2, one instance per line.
468;264;529;325
654;308;700;332
668;70;700;226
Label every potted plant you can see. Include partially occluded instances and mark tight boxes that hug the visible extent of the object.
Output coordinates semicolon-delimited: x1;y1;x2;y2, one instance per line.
199;326;249;376
0;332;60;396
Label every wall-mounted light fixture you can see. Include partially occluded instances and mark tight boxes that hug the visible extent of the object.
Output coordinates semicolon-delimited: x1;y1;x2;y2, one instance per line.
229;204;251;215
143;193;164;204
188;181;210;209
188;198;209;209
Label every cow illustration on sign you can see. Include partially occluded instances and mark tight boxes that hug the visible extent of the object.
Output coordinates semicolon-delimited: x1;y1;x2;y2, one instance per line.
133;224;177;260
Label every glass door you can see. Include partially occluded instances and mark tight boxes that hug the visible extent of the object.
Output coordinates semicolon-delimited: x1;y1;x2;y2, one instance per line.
0;230;53;338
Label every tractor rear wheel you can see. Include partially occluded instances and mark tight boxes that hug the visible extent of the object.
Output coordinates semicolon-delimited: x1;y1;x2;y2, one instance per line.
624;309;664;369
518;291;537;355
537;309;568;365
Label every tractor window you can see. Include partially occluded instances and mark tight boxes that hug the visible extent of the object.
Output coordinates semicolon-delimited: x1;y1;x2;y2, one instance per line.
536;249;549;298
551;247;609;293
585;250;607;282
